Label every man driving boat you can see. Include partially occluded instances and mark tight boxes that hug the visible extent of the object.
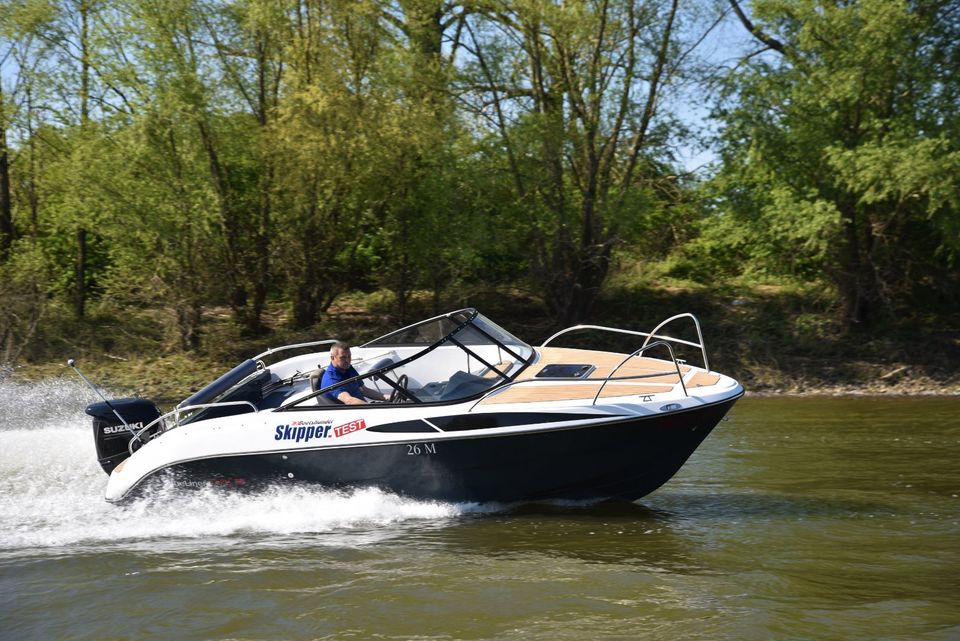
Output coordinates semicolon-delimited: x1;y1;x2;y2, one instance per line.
318;341;387;404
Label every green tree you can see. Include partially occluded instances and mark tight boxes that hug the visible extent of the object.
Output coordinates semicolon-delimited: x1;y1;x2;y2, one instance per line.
1;0;72;361
133;0;281;336
271;0;389;328
713;0;960;329
463;0;686;325
371;0;471;322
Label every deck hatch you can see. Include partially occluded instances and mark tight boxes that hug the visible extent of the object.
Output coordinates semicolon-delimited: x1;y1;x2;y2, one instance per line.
535;364;595;379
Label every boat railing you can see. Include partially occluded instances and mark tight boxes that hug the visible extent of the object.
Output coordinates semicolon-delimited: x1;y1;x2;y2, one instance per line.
128;401;259;455
468;340;692;411
593;340;688;403
540;313;710;372
253;339;338;365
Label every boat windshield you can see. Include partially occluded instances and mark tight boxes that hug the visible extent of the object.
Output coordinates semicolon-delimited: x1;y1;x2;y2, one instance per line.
365;309;529;352
275;309;529;407
354;309;534;403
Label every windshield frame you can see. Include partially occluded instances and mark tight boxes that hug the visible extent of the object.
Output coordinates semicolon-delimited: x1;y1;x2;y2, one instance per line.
279;308;534;410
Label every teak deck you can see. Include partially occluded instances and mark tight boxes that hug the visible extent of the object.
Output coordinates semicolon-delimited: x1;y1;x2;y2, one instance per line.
479;347;720;405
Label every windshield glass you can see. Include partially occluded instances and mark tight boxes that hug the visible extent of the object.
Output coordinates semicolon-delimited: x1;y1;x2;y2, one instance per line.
350;309;534;403
364;309;474;347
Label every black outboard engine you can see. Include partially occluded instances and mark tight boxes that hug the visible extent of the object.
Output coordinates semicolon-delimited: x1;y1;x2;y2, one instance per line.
86;399;161;474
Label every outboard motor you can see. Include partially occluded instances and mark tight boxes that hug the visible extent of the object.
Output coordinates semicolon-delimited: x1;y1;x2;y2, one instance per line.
85;398;161;474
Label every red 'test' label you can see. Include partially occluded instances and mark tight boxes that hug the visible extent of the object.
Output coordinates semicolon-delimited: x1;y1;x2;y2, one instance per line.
333;419;367;438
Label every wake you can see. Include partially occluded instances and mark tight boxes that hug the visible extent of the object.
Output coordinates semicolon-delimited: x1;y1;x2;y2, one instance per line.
0;377;480;556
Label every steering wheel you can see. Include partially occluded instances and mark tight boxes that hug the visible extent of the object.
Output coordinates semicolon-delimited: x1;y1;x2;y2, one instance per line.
389;374;410;403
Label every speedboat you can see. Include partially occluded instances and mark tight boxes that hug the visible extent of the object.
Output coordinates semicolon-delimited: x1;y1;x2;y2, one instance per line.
86;309;743;503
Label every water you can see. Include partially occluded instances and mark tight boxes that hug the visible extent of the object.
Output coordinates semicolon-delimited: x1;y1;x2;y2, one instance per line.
1;377;958;640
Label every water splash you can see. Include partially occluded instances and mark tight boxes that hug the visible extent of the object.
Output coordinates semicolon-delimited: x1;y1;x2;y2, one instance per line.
0;373;100;430
0;379;479;556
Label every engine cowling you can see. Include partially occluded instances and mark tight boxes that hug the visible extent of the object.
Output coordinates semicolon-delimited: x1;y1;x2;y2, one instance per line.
85;399;161;474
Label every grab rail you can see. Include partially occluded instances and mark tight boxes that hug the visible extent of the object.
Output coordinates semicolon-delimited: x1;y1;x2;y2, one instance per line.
541;313;709;372
640;313;709;372
467;344;689;411
129;401;259;454
592;340;688;404
467;314;714;411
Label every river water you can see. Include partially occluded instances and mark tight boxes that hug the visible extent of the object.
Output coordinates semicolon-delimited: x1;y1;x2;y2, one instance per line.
1;377;957;641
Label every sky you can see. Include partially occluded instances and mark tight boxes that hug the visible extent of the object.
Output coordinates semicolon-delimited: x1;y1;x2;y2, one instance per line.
665;4;756;176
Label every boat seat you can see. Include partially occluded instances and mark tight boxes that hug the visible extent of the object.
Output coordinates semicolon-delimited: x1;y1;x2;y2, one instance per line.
316;393;341;406
361;356;397;374
309;368;343;405
439;371;497;401
307;354;398;404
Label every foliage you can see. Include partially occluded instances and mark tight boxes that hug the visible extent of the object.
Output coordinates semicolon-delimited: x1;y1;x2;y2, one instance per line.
459;0;689;325
0;0;957;368
708;0;960;329
0;240;53;363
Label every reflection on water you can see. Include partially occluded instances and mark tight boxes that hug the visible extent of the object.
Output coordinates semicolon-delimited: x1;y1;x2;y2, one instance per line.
1;380;958;641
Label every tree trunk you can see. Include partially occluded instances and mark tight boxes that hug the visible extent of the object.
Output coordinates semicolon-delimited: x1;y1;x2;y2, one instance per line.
74;0;91;318
292;283;320;330
837;205;879;331
399;1;444;58
165;127;205;351
247;37;274;337
249;173;270;335
74;228;87;319
25;85;38;235
176;302;202;351
196;119;254;332
290;199;322;330
0;87;12;261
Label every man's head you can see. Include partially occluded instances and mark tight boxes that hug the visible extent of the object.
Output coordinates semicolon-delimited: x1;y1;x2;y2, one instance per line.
329;341;352;371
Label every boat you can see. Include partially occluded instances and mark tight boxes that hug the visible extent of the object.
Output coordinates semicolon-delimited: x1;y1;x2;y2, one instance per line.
85;308;743;503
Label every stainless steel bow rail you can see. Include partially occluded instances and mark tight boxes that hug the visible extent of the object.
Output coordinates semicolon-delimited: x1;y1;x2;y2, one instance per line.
469;313;711;410
541;313;709;372
594;340;688;403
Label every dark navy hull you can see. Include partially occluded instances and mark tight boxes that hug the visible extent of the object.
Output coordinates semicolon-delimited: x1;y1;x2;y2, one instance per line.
160;396;739;503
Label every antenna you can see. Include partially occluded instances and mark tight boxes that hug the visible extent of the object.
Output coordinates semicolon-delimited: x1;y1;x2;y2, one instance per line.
67;358;136;438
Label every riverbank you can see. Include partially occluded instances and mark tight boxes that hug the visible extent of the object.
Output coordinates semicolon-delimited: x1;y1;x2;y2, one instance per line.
5;286;959;400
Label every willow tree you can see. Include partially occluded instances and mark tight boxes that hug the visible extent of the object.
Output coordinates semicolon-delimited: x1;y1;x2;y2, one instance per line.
0;0;88;360
459;0;684;325
131;0;282;336
271;0;390;328
370;0;474;322
712;0;960;329
0;84;11;262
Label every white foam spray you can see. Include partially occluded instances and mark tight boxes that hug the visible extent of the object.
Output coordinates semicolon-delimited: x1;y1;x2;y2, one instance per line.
0;377;481;556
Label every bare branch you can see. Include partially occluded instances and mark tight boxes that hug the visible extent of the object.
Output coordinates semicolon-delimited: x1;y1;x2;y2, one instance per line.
618;0;679;202
728;0;787;55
